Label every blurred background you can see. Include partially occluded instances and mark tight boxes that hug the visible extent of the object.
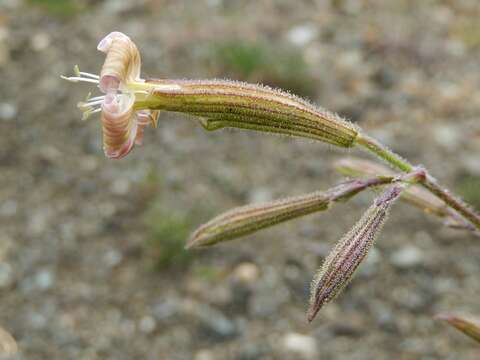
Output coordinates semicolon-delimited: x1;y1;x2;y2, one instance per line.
3;0;480;359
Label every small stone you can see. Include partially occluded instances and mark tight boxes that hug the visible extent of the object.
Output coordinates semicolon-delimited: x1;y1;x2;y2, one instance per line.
390;246;424;269
80;156;99;172
337;50;363;70
38;145;61;162
462;154;480;176
138;316;156;334
194;349;215;360
232;262;260;285
433;125;462;151
194;303;237;341
120;319;136;336
0;28;9;67
206;0;221;7
282;333;318;359
286;24;318;46
248;187;272;204
153;300;179;321
372;303;397;333
102;0;147;14
0;200;17;217
0;263;13;289
98;203;116;217
27;211;49;236
110;178;131;195
21;269;55;293
0;103;17;121
249;267;290;317
30;33;51;52
104;249;123;268
34;269;54;291
236;343;269;360
28;311;47;329
0;326;17;356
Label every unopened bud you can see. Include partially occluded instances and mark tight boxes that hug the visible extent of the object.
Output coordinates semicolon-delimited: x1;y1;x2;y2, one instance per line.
436;313;480;343
187;191;330;249
148;79;359;148
307;185;402;322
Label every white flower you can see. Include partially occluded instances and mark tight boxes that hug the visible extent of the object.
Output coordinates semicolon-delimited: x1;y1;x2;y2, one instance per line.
62;32;169;159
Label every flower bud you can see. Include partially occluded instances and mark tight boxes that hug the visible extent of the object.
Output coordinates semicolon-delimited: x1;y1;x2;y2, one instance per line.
307;186;402;322
436;313;480;343
148;79;359;148
187;191;330;248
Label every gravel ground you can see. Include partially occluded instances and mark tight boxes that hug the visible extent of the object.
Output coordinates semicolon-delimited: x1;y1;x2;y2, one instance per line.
2;0;480;359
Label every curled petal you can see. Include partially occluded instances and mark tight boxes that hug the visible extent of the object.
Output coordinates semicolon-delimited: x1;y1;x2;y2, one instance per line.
134;110;161;145
137;110;160;128
97;31;141;93
101;93;137;159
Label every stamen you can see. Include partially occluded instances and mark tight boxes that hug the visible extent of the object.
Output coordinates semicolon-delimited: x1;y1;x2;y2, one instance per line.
74;65;100;79
86;95;106;102
61;75;99;84
81;98;105;108
81;107;102;121
79;72;100;79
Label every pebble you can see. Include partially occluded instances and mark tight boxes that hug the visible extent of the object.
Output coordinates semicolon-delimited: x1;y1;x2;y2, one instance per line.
193;303;237;341
194;349;215;360
0;27;9;67
247;187;272;204
102;0;147;14
110;178;131;196
138;316;156;334
27;210;49;236
0;103;17;121
286;24;318;46
28;312;47;329
236;343;269;360
21;269;55;293
249;273;290;317
390;246;424;269
232;262;260;285
0;200;17;217
432;125;462;151
34;269;55;291
103;249;123;268
462;154;480;176
153;300;179;321
0;326;17;356
0;263;13;289
282;333;318;359
30;33;51;52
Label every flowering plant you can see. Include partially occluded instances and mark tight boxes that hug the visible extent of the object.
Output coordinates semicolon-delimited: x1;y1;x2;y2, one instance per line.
63;32;479;323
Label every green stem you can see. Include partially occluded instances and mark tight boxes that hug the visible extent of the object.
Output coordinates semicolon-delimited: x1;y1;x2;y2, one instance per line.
356;133;480;230
356;134;414;173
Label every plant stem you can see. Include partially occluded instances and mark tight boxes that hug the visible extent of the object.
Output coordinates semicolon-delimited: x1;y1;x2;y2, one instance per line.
356;133;480;230
355;133;414;173
188;172;422;248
